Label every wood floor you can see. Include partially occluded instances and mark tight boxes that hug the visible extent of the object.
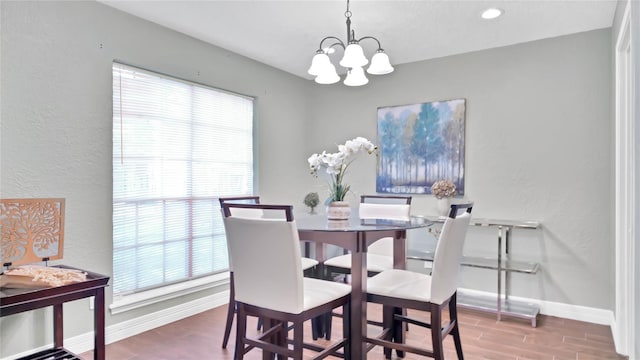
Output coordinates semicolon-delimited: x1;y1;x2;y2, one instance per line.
80;303;626;360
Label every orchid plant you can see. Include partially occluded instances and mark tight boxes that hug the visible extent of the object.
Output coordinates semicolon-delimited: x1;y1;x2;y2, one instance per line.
308;137;377;202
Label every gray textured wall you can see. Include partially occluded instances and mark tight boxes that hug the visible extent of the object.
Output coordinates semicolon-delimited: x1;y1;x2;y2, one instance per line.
1;0;618;357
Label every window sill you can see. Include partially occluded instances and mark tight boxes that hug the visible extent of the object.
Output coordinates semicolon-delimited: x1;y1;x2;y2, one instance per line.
110;272;230;315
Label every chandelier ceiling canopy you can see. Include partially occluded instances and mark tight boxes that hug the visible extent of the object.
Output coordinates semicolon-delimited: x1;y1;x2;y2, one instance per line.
307;0;394;86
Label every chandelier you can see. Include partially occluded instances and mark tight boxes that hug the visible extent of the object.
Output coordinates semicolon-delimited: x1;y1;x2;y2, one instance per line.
307;0;394;86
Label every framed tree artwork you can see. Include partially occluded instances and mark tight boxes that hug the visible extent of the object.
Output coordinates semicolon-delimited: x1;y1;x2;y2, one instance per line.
376;99;466;195
1;198;65;266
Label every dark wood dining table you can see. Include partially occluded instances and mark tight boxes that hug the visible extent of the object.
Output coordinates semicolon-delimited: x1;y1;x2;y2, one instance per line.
296;212;433;360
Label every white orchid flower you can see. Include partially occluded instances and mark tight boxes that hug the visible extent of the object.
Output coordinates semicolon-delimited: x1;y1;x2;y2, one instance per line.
307;137;377;202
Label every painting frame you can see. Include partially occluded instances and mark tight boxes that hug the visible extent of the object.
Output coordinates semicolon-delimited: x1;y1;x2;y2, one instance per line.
376;98;466;195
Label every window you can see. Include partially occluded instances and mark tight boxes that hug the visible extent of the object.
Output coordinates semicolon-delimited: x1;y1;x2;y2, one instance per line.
112;62;254;296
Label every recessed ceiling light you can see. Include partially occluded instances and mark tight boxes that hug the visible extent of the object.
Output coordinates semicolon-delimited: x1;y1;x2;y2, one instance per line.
481;8;503;20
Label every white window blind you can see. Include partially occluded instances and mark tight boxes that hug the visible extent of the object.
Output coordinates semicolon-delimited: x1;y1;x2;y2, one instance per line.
112;62;254;295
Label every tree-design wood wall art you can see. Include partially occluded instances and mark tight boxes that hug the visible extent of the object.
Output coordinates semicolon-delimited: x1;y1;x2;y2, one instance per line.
1;198;65;266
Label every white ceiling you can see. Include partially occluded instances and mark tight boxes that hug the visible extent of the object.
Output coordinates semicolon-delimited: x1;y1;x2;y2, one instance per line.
99;0;617;80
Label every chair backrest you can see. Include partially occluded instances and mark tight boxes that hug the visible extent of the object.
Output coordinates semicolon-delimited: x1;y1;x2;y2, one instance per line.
360;195;412;205
359;195;412;255
430;202;473;304
219;196;261;219
221;203;305;313
219;196;262;271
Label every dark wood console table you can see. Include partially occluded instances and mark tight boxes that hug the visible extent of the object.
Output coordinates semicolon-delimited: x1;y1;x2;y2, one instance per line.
0;265;109;360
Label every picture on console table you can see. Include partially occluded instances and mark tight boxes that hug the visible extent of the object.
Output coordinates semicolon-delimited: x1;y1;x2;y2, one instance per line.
1;198;65;266
376;98;465;195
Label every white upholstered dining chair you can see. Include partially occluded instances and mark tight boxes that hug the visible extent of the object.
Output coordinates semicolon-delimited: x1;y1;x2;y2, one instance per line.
323;195;412;278
365;202;473;360
219;196;320;349
221;203;351;359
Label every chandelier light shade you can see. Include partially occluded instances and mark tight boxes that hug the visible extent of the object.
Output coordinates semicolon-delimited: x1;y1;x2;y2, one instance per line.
343;66;368;86
367;50;394;75
308;0;394;86
308;51;331;76
340;43;368;68
315;63;341;84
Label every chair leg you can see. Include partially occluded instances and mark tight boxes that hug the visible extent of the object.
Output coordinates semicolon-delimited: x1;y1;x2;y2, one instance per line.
235;304;247;360
449;293;464;360
312;266;337;341
392;306;405;358
316;264;333;341
311;314;324;340
430;304;444;360
276;320;287;360
222;299;235;349
342;301;351;359
222;273;236;349
382;305;394;359
263;318;275;360
324;311;333;340
293;321;304;360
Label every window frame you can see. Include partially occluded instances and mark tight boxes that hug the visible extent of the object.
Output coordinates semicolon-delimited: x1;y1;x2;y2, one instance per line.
111;62;257;310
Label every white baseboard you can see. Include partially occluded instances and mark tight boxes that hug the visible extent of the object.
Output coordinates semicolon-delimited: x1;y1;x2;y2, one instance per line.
102;291;229;348
536;296;614;325
459;288;614;325
610;316;623;355
2;289;616;360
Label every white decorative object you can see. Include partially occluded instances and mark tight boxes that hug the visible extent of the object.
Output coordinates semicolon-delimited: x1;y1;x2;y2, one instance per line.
308;137;377;204
0;265;86;288
431;179;456;216
1;198;65;266
327;201;351;220
437;198;451;216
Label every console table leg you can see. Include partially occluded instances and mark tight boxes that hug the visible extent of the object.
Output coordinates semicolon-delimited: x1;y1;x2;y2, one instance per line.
496;226;503;322
53;303;63;348
505;227;512;303
94;289;106;360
